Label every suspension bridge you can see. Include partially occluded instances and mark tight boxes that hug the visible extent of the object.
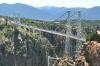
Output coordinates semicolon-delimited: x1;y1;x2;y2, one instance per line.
12;11;86;66
12;11;86;41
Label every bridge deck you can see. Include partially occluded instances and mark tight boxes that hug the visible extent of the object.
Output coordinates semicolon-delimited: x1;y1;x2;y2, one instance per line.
13;22;86;42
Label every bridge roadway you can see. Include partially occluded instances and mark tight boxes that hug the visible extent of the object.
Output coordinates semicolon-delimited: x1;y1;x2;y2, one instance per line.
13;22;86;42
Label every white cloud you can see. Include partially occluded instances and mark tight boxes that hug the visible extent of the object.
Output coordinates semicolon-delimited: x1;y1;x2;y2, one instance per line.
0;0;100;8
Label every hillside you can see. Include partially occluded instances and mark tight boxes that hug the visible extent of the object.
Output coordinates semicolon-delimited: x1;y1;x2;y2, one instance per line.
0;16;100;66
0;3;100;20
0;16;66;66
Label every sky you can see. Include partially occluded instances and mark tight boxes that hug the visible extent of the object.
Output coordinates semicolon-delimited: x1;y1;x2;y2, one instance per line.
0;0;100;8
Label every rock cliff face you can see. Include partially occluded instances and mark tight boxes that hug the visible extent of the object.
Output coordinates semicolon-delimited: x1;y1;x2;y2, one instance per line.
77;41;100;66
51;41;100;66
0;17;67;66
0;24;53;66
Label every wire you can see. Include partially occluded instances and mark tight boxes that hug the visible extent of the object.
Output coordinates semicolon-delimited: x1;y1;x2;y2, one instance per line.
52;11;68;22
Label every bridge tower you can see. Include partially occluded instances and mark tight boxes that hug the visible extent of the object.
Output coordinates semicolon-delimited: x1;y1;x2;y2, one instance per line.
65;11;71;57
65;11;84;59
13;11;21;24
75;11;83;58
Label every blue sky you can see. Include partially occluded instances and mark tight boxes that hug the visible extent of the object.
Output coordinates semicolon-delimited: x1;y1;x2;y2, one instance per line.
0;0;100;8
